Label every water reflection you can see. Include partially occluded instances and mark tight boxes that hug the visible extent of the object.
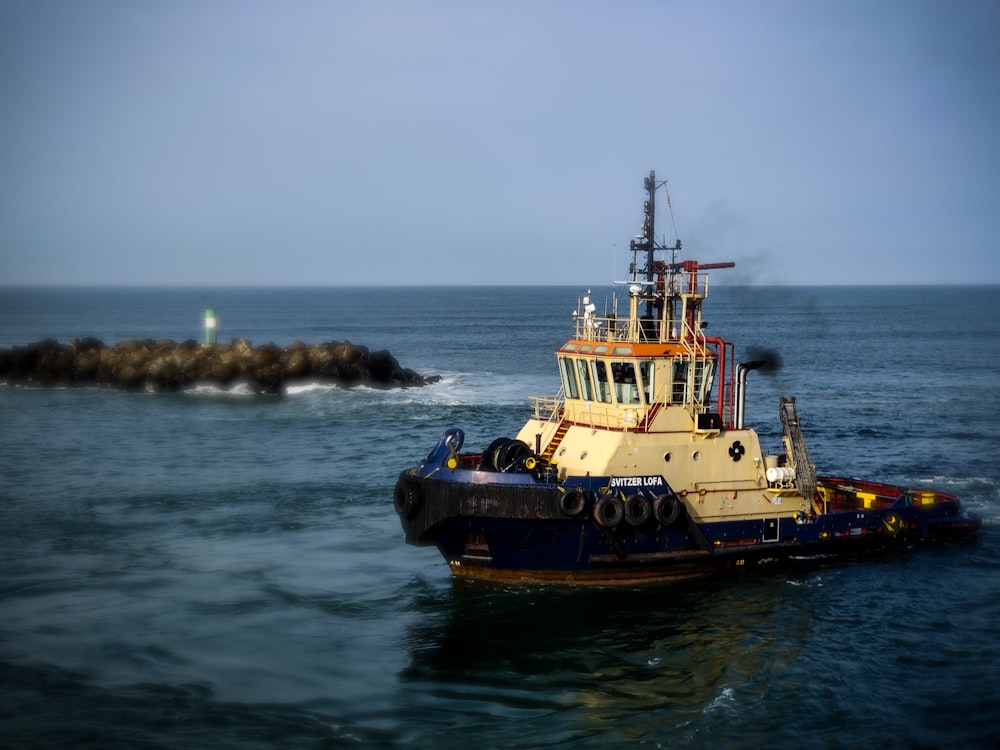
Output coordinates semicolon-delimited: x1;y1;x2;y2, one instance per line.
400;573;812;747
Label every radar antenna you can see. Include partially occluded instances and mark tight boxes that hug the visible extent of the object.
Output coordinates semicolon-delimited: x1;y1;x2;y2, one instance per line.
629;170;682;322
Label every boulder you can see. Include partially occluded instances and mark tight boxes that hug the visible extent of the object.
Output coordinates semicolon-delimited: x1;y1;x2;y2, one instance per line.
0;338;435;393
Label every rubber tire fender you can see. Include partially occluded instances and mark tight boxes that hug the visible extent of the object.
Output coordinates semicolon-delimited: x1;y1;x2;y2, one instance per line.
393;473;422;520
560;490;588;518
593;496;624;528
624;494;651;527
653;493;682;526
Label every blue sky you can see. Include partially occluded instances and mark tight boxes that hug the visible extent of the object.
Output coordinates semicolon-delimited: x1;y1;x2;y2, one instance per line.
1;0;998;286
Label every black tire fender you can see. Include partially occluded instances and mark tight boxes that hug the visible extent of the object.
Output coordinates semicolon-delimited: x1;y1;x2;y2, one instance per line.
393;474;422;520
593;496;624;528
560;490;588;518
653;493;682;526
624;494;651;527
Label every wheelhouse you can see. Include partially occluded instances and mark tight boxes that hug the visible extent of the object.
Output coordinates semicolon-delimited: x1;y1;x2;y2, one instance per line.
536;265;736;434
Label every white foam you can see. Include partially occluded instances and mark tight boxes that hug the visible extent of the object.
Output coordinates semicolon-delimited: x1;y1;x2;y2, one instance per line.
183;381;257;397
705;687;736;713
283;382;342;396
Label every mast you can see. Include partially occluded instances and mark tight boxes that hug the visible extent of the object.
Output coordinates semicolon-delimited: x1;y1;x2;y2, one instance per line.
630;171;662;320
629;171;684;330
643;171;656;312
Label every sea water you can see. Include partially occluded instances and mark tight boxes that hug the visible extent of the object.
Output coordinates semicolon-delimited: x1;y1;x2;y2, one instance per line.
1;285;998;749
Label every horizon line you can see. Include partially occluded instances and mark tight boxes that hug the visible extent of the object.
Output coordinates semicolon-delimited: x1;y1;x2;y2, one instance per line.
2;281;999;290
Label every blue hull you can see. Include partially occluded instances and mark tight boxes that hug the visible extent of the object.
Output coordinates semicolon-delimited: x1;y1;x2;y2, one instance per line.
393;467;981;585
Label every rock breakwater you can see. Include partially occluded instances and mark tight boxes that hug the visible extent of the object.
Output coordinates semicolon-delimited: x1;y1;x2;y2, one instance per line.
0;338;437;394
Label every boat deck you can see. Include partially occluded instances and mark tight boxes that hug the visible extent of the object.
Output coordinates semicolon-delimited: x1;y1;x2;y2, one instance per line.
817;476;957;513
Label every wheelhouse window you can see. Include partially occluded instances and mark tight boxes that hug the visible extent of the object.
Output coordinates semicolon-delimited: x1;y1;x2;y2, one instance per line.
576;358;595;401
611;361;641;404
564;357;651;406
668;358;718;406
559;356;579;399
672;360;688;404
639;360;654;404
694;360;716;405
593;360;612;403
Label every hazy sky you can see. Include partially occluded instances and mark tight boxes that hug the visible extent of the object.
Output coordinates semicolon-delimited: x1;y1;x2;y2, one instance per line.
2;0;998;286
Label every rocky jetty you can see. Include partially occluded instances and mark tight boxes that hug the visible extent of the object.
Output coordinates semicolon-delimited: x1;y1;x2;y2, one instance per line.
0;337;437;394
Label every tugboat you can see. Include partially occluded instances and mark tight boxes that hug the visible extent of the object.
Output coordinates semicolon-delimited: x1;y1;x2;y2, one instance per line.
393;171;981;584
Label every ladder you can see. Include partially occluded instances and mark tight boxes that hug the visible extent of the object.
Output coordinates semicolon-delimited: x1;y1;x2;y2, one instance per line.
779;396;817;501
541;421;570;462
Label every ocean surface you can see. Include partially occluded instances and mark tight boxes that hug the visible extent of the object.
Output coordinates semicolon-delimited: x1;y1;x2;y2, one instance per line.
1;284;998;749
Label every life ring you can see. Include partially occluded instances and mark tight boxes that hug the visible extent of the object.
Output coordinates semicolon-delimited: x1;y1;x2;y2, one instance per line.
653;493;682;526
593;496;623;528
393;473;422;520
624;494;651;527
560;490;587;518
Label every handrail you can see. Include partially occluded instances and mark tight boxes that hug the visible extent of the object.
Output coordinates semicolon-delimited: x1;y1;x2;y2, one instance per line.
530;387;564;421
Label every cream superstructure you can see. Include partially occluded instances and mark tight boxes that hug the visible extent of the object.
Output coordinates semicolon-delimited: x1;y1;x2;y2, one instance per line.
516;259;815;525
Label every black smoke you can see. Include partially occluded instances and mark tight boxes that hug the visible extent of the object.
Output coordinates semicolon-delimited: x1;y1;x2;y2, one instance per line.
744;346;782;374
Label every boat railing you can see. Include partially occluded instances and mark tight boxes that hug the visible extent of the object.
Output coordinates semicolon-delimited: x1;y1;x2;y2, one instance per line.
679;318;710;410
530;390;563;422
573;277;711;345
573;312;624;342
580;409;635;430
550;408;618;430
572;312;670;344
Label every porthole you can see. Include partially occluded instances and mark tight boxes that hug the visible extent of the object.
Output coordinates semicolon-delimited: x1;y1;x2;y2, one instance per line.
692;451;701;461
663;452;673;463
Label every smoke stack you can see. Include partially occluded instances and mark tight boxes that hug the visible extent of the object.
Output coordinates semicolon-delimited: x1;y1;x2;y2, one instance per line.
735;360;767;429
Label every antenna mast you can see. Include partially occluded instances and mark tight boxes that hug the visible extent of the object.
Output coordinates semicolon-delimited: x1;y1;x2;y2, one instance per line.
629;170;681;321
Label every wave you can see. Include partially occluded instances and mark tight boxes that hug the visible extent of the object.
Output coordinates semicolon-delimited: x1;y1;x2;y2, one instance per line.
917;475;1000;519
283;382;343;396
182;381;263;398
0;381;96;391
704;687;736;713
275;371;555;408
3;367;558;411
